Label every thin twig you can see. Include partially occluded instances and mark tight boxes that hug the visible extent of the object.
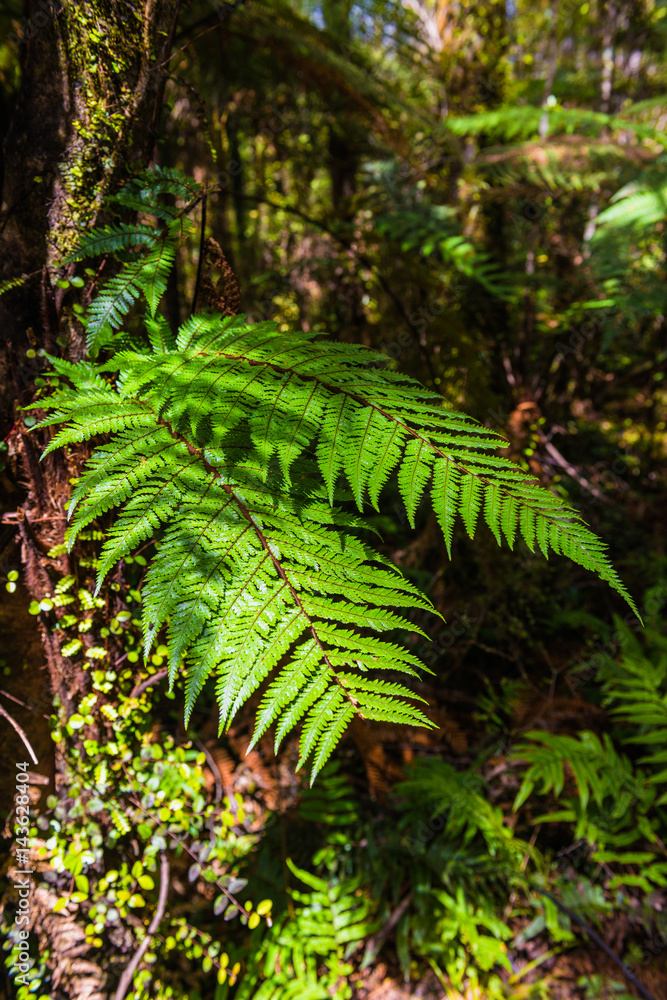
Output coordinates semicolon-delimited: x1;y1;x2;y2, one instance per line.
360;891;413;961
190;193;207;315
532;885;657;1000
172;1;251;48
0;689;33;710
0;702;38;764
538;434;608;504
130;669;169;699
194;739;223;803
114;851;169;1000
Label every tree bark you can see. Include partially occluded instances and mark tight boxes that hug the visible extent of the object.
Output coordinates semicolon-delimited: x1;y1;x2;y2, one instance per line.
0;3;181;996
1;0;182;689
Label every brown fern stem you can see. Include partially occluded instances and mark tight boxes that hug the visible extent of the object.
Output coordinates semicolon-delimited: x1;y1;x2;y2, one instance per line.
190;193;208;315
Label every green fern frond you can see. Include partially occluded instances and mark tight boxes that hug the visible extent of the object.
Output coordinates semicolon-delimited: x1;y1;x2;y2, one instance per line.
511;731;617;812
0;274;30;297
37;168;638;780
597;618;667;801
509;721;665;875
448;104;667;146
109;164;202;222
84;237;177;351
594;168;667;236
62;168;195;355
39;306;638;775
396;758;533;865
374;205;511;299
232;856;376;1000
63;223;160;262
122;164;201;204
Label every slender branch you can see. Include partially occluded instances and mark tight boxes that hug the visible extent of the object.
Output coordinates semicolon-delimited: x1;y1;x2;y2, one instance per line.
360;891;413;961
0;689;33;710
0;702;38;764
130;669;169;699
538;435;609;504
120;763;247;917
191;194;208;315
173;0;252;44
533;886;657;1000
194;739;224;804
114;851;170;1000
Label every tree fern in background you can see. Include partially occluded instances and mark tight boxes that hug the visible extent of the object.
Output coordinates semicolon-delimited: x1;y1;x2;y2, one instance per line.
373;202;512;299
35;167;637;779
510;597;667;893
598;609;667;807
447;104;667;146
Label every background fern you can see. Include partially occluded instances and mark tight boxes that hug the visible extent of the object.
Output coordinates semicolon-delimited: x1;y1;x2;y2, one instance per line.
510;599;667;894
230;858;375;1000
373;202;512;299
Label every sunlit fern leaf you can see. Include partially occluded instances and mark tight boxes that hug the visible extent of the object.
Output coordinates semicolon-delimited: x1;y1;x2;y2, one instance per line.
398;437;434;528
35;310;638;777
35;168;638;781
317;394;353;503
431;460;460;558
500;495;519;549
519;504;536;551
145;315;177;353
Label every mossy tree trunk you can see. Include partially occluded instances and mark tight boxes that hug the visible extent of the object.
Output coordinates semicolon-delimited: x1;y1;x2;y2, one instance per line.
0;4;181;995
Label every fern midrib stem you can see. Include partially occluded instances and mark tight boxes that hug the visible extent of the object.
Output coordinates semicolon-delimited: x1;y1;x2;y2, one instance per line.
152;414;363;715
